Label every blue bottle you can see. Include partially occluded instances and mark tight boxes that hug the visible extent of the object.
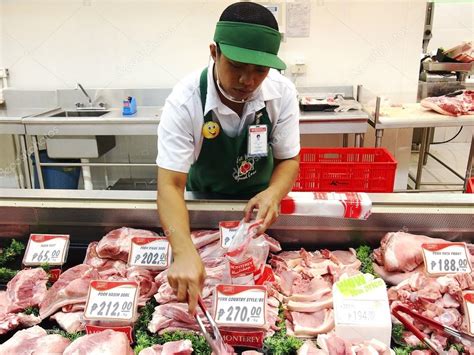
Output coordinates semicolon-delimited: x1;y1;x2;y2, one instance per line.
123;96;137;115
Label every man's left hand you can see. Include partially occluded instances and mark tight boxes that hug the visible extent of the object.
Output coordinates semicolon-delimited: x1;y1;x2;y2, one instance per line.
244;188;280;234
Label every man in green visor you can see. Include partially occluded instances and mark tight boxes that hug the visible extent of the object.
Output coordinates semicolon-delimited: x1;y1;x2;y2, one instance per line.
156;2;300;313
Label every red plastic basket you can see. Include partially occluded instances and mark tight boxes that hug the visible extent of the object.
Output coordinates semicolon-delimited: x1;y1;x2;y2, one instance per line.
466;177;474;193
293;147;397;192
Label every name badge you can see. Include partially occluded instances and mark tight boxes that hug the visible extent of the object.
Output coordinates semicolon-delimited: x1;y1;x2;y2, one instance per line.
247;125;268;157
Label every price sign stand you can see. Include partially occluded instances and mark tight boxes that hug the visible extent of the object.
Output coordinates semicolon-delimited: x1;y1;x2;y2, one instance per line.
463;291;474;336
84;280;139;342
128;237;171;270
22;234;70;284
422;242;473;276
23;234;70;266
213;284;267;348
333;274;392;347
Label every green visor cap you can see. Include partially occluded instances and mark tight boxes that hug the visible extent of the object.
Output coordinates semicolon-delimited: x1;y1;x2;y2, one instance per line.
214;21;286;70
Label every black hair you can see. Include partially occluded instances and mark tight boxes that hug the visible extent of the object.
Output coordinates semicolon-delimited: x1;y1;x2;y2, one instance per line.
219;2;279;31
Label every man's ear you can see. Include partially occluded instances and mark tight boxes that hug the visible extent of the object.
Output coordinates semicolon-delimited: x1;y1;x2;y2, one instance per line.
209;43;217;62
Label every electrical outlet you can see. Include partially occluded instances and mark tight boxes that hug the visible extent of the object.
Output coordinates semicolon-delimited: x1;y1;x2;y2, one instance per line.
0;68;9;78
291;64;306;75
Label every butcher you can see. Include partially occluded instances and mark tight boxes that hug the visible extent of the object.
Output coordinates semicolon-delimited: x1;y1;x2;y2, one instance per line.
156;2;300;314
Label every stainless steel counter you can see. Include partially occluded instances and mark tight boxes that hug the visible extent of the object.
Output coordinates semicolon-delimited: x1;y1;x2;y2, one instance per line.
0;190;472;245
0;108;53;134
23;106;162;136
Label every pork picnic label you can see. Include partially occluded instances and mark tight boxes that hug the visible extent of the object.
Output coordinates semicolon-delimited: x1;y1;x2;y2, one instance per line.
219;221;240;248
23;234;70;266
128;237;171;270
84;281;138;322
422;242;472;276
214;284;266;328
463;291;474;335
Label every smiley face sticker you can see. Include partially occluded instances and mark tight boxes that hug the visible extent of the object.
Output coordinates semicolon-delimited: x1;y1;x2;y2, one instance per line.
202;121;220;139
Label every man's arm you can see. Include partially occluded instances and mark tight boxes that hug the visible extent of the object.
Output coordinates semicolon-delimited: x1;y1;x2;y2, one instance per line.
157;167;205;314
244;155;300;233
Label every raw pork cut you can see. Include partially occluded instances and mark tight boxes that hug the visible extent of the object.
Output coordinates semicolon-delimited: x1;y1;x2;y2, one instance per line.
63;329;133;355
40;264;99;319
191;230;220;249
51;311;85;333
421;90;474;117
138;339;193;355
0;325;71;354
373;232;445;273
286;309;335;337
96;227;158;261
0;312;41;335
83;241;128;278
5;268;49;313
297;340;326;355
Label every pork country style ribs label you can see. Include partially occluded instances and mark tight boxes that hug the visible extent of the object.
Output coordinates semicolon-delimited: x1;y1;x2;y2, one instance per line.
214;284;267;328
84;280;139;322
23;234;70;266
421;242;472;276
128;237;171;270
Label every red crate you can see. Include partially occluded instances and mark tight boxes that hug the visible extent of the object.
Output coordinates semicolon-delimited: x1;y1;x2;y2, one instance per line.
293;147;397;193
466;177;474;193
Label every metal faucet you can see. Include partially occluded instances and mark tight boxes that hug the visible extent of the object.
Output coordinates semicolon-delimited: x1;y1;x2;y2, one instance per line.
77;83;92;106
76;83;106;110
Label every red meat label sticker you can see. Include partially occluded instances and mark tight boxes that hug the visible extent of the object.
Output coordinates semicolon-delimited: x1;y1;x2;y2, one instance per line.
219;221;240;248
85;325;134;343
463;291;474;335
229;258;256;278
84;281;138;322
214;284;266;328
220;328;265;348
128;237;171;270
48;269;62;283
422;242;472;276
255;265;276;285
23;234;70;266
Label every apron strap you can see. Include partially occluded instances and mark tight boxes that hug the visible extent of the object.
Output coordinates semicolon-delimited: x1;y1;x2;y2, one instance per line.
199;68;213;122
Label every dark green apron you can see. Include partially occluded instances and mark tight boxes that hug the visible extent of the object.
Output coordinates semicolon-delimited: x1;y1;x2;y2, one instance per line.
186;68;274;195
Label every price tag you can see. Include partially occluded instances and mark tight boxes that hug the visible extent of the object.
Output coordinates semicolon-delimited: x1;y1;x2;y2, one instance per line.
219;221;240;248
422;243;472;276
84;280;138;321
128;237;171;269
214;284;266;328
463;291;474;335
334;299;386;325
23;234;70;266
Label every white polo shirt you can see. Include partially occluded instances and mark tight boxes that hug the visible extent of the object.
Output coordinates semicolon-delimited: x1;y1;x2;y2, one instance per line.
156;61;300;173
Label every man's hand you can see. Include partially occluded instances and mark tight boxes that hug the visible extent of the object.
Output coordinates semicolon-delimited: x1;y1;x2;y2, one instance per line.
167;245;206;315
244;188;280;234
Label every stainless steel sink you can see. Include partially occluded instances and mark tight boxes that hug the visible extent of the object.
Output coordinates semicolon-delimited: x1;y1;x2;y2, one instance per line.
50;110;110;118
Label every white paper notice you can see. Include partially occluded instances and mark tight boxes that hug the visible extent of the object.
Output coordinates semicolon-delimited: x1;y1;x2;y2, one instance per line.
286;0;311;38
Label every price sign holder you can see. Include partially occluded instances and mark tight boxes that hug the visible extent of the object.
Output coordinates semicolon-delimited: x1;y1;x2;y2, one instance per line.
22;234;70;266
214;284;267;329
219;221;240;248
422;242;473;276
463;291;474;335
85;324;134;343
84;280;139;322
128;237;171;269
333;274;392;347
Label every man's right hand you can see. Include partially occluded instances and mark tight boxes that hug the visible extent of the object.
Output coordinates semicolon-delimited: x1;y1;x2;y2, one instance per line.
167;246;206;315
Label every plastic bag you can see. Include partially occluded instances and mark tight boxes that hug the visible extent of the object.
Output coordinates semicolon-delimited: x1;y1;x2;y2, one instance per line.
225;220;270;285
